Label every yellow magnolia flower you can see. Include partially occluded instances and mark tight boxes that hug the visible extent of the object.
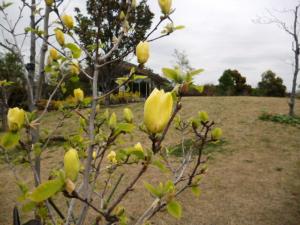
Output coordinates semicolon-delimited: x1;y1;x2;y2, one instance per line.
45;0;53;6
55;29;65;46
123;108;133;123
73;88;84;103
64;148;80;182
92;151;97;160
109;112;117;129
158;0;172;15
7;107;25;131
69;61;80;75
134;142;143;152
212;128;223;140
136;41;150;64
107;151;117;164
50;48;59;60
144;88;173;133
62;14;74;29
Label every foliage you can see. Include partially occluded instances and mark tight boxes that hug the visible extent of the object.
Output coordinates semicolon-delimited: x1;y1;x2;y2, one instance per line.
218;69;252;96
74;0;154;91
257;70;286;97
259;112;300;127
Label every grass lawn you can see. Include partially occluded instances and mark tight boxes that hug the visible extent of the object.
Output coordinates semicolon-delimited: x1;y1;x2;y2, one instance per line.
0;96;300;225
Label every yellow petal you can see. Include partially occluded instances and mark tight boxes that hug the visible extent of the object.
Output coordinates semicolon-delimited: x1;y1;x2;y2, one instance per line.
7;107;25;131
136;41;150;64
55;29;65;46
62;14;74;29
64;148;80;182
158;0;172;15
73;88;84;102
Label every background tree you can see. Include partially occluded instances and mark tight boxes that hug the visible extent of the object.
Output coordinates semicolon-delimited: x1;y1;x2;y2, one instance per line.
258;70;286;97
0;52;25;130
256;4;300;116
74;0;154;94
172;49;194;73
218;70;235;95
218;69;252;96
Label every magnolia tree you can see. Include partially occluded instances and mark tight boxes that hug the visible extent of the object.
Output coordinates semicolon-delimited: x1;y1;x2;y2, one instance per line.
0;0;222;224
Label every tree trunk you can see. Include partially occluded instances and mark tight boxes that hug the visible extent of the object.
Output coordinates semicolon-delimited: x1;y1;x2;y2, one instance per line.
36;5;50;101
289;6;299;117
0;88;8;131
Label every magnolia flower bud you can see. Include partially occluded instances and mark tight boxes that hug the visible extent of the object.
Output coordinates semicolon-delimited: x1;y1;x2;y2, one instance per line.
64;148;80;182
119;11;126;20
73;88;84;103
136;41;150;64
92;151;97;160
107;151;117;164
191;119;200;130
65;178;75;195
7;107;25;131
62;14;74;29
131;0;137;9
158;0;172;15
199;111;209;123
45;0;53;6
134;142;143;152
50;48;59;60
123;108;133;123
109;112;117;129
212;128;223;140
144;88;173;133
55;29;65;46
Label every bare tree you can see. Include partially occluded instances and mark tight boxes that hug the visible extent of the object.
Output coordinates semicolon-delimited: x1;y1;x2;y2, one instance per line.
255;4;300;116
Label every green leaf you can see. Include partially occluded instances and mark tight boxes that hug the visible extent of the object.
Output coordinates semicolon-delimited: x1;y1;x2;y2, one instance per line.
189;69;204;76
162;68;178;81
144;182;162;198
174;25;185;30
190;84;204;93
65;43;82;58
114;123;135;135
22;201;36;213
28;178;64;202
191;186;201;197
0;131;20;149
152;159;168;173
167;200;182;219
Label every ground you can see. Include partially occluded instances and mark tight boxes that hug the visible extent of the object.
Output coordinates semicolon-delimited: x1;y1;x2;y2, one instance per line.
0;96;299;225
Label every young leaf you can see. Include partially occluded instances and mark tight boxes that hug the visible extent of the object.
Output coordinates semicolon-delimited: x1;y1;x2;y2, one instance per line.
152;159;168;173
144;182;162;198
0;131;20;149
28;178;64;202
65;43;82;58
162;68;178;81
191;186;201;197
167;200;182;219
114;123;135;135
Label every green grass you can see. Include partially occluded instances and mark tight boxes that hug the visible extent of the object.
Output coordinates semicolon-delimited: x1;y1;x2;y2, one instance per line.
259;112;300;127
168;138;227;157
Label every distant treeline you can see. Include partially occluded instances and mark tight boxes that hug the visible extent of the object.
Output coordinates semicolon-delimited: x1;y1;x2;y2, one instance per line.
183;69;297;97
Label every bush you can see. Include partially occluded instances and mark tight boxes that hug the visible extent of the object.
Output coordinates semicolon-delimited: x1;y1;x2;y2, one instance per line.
259;112;300;127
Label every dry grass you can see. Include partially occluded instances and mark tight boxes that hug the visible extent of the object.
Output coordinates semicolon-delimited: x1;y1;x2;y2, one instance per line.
0;96;300;225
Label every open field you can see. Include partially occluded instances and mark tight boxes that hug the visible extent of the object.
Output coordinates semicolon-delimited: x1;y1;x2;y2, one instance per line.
0;96;300;225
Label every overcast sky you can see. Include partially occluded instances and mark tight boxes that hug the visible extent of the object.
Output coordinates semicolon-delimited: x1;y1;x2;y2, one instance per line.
2;0;300;90
144;0;300;90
